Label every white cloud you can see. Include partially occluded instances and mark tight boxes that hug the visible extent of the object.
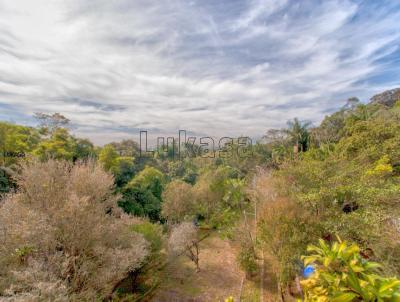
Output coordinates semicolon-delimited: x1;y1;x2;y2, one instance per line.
0;0;399;144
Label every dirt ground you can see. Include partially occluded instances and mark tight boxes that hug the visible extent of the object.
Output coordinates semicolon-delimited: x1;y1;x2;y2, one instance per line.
150;232;245;302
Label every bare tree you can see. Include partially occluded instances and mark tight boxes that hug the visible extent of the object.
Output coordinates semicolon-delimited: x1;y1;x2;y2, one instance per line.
168;222;200;272
34;112;70;134
263;129;287;145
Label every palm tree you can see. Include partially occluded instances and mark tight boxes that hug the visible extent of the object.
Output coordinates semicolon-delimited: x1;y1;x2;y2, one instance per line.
284;118;311;152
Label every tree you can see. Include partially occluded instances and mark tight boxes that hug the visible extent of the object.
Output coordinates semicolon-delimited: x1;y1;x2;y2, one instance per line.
119;166;165;221
110;139;140;157
98;143;138;187
169;222;200;272
284;118;311;152
33;128;77;160
162;180;194;223
119;186;162;221
127;166;164;200
269;100;400;288
0;122;40;166
34;112;70;135
74;138;95;160
312;110;346;145
167;159;199;185
98;144;119;172
33;128;96;162
191;165;244;231
114;156;136;187
263;129;287;145
342;97;360;110
0;160;149;300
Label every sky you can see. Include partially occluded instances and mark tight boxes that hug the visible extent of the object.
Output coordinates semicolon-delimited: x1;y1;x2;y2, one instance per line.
0;0;399;144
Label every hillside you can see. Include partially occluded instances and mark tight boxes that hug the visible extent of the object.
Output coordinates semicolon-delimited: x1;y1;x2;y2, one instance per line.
0;88;400;301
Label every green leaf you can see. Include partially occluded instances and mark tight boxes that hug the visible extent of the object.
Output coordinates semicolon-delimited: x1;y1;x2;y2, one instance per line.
331;292;358;302
379;280;400;294
364;262;381;271
347;270;363;295
304;256;319;266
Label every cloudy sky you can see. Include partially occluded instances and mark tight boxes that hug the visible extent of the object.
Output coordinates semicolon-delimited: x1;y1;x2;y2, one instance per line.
0;0;399;144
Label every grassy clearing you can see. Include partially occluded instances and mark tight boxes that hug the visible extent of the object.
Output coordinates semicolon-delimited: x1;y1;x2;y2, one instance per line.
150;232;244;302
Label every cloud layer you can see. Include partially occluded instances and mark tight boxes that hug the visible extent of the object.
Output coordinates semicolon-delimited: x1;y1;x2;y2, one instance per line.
0;0;399;144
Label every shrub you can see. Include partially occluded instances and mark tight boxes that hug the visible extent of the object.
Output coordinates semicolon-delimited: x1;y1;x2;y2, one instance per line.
192;166;247;231
161;180;194;223
0;160;149;300
168;222;200;272
131;221;163;253
237;243;258;277
120;166;165;221
258;195;318;287
301;239;400;301
0;168;10;194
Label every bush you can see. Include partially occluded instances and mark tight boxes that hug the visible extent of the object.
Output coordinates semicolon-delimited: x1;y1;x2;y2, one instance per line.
168;222;200;272
273;103;400;277
237;243;258;277
161;180;194;223
131;221;163;253
192;166;247;232
301;239;400;301
120;166;165;221
0;168;10;194
0;160;149;300
258;195;318;287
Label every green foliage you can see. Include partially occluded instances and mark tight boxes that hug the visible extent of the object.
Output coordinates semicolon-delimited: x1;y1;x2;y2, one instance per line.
285;118;311;152
98;143;138;187
0;121;40;165
127;166;164;196
120;167;165;221
217;139;269;174
212;178;247;237
119;186;162;221
237;240;258;277
274;102;400;279
167;159;198;185
74;138;95;159
2;92;399;300
114;156;136;187
313;110;346;145
34;128;76;160
98;144;119;172
301;239;400;301
258;198;318;285
0;118;94;170
192;165;247;232
106;140;141;186
0;170;9;194
33;128;95;161
223;178;246;208
0;166;16;195
110;139;140;158
131;221;163;253
13;246;35;264
365;155;393;177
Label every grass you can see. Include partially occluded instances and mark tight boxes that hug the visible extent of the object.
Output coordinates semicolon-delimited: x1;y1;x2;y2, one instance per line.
150;232;244;301
241;277;261;301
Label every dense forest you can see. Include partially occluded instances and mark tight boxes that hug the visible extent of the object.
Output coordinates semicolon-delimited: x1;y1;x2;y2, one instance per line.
1;88;400;301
